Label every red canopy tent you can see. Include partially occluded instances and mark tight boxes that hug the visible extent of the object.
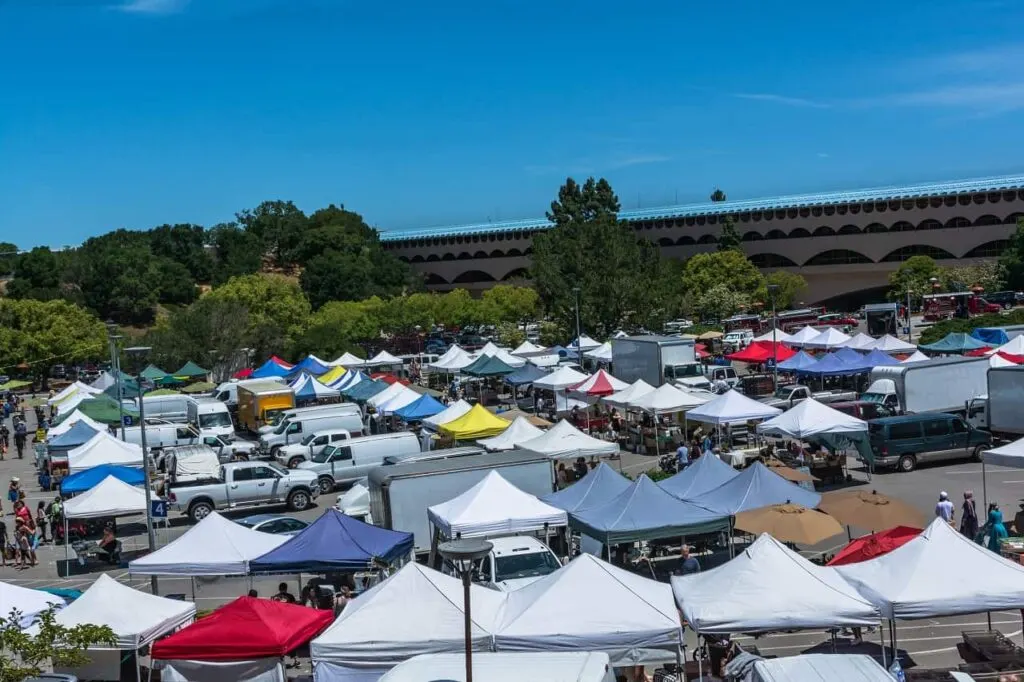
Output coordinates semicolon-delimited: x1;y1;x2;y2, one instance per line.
569;369;629;397
233;368;254;379
826;526;921;566
151;597;333;661
726;341;797;363
269;355;294;369
371;373;409;385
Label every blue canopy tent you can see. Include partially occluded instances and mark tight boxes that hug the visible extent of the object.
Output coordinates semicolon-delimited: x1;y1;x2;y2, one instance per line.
249;509;414;573
290;356;331;377
796;352;863;377
547;345;580;360
659;453;739;500
777;351;818;372
345;379;387;401
569;475;730;544
833;347;864;364
861;349;901;368
919;332;990;354
60;464;146;495
688;461;821;515
540;462;631;513
973;327;1010;346
503;364;549;387
331;370;367;391
47;421;100;452
251;359;290;379
392;394;447;421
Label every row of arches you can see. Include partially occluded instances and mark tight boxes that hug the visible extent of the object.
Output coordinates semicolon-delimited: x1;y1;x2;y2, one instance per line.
402;247;532;264
423;268;529;286
750;240;1008;268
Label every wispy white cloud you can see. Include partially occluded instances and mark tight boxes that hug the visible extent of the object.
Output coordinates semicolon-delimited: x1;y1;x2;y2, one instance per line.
816;153;830;158
732;93;831;109
864;82;1024;116
524;153;671;176
116;0;190;14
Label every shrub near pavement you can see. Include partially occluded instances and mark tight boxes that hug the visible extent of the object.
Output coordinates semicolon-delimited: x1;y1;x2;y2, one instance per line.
917;309;1024;346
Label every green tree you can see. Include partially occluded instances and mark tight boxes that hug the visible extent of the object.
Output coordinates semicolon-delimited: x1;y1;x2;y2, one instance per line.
759;270;808;309
496;322;526;348
695;283;749;321
236;200;308;267
208;223;262;285
67;230;161;324
999;218;1024;291
144;296;251;378
717;216;741;252
205;274;311;355
709;188;727;202
888;255;941;304
0;606;116;682
0;299;108;385
942;260;1001;293
154;259;199;306
294;299;380;359
480;285;539;325
5;247;64;301
682;250;765;302
149;223;214;282
0;242;18;278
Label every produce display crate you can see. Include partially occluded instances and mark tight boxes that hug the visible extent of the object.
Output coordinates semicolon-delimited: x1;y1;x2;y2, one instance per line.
961;629;1024;663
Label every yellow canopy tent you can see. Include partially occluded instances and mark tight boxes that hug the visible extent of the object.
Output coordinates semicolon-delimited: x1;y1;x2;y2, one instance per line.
439;404;511;440
318;366;347;384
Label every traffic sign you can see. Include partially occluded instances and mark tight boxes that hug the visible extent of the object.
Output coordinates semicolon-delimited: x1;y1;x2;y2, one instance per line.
150;500;167;518
122;416;134;426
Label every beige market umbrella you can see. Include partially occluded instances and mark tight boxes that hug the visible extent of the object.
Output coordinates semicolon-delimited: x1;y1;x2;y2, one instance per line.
765;459;819;483
735;503;844;545
818;489;927;532
698;331;724;340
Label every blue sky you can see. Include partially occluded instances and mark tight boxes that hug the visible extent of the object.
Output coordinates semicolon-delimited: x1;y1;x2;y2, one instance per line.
2;0;1024;248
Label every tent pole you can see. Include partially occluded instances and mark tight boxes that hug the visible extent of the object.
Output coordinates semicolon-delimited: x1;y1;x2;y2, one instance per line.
982;459;989;511
64;517;69;565
190;577;195;602
880;621;887;667
891;618;898;662
136;649;142;682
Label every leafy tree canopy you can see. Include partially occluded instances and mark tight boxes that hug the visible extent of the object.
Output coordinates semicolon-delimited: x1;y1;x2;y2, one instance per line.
759;270;808;309
0;607;116;682
888;255;942;304
205;273;311;345
999;218;1024;291
0;298;108;383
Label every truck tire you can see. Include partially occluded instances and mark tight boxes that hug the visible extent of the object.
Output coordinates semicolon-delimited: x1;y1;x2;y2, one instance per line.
288;489;312;511
188;499;215;523
288;456;305;469
231;452;249;462
1004;302;1014;311
897;454;916;473
269;445;281;458
973;443;988;462
318;476;335;495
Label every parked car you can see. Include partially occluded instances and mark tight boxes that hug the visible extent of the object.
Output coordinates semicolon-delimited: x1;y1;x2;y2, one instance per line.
167;461;319;523
235;514;309;535
867;412;991;472
983;290;1022;310
830;400;895;421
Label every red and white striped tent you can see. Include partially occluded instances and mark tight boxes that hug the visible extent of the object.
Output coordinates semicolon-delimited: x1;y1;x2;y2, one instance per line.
569;369;629;397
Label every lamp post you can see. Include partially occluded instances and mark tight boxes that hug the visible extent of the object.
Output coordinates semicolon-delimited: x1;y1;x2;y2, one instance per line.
125;346;159;595
438;538;493;682
572;287;582;358
105;321;126;440
766;284;779;390
905;289;913;343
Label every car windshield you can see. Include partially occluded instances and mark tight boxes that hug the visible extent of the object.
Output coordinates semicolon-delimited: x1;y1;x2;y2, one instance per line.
312;446;335;463
273;419;292;435
494;551;561;582
774;386;797;399
199;412;233;428
265;462;288;476
300;433;318;446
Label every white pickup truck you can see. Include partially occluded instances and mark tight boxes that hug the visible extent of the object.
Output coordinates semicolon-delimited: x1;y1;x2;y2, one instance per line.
167;461;319;523
758;384;858;410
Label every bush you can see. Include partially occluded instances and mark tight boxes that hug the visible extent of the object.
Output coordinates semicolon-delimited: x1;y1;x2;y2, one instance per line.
918;309;1024;346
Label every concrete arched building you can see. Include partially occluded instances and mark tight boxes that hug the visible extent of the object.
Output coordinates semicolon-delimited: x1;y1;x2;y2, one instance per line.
380;175;1024;306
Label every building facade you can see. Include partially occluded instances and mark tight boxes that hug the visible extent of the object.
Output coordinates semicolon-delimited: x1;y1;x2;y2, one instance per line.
380;175;1024;307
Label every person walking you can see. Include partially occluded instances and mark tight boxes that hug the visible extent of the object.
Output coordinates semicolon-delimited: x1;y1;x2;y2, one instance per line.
935;491;955;524
984;504;1008;553
960;491;979;539
35;501;48;543
675;545;701;576
675;442;689;472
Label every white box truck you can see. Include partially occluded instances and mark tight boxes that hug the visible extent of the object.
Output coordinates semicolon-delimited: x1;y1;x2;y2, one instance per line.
967;366;1024;442
610;335;698;386
368;450;555;556
862;357;989;415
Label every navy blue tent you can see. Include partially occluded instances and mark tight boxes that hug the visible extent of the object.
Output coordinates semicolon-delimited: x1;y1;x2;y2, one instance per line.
61;464;145;495
393;394;446;421
290;356;331;377
47;421;100;452
504;364;549;387
777;351;818;372
251;359;290;379
249;509;414;573
973;327;1010;346
797;352;862;377
659;453;739;501
688;461;821;515
569;475;730;543
540;462;631;513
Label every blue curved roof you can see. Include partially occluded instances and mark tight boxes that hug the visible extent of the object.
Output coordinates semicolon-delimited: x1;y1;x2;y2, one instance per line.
380;173;1024;242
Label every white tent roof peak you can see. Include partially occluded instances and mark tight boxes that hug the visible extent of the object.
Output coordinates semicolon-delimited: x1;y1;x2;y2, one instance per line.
902;350;930;363
757;398;867;439
753;328;794;344
569;335;601;351
997;335;1024;356
867;334;918;353
684;389;782;425
367;381;408;408
517;419;619;460
377;386;421;413
291;373;341;399
67;432;144;473
802;327;852;349
423;399;473;429
428;471;567;538
48;410;105;438
49;381;102;406
430;346;477;371
511;341;546;356
363;350;403;367
477;416;545;451
532;366;589;390
601;379;656;408
477;343;527;368
0;581;64;628
330;351;366;367
628;382;708;414
787;326;822;345
63;475;148;519
583;341;613;361
991;353;1018;368
984;437;1024;468
840;332;877;350
90;371;117;390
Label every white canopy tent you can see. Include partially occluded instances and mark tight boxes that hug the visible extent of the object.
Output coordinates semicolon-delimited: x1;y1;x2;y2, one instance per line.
0;581;64;628
427;471;567;539
532;366;589;391
54;391;94;417
743;654;893;682
583;342;613;362
422;399;472;430
377;387;421;414
66;432;144;473
569;335;602;351
49;380;102;405
802;327;852;350
901;350;930;363
527;354;562;368
867;334;918;354
836;518;1024;620
601;379;655;409
310;562;506;682
495;554;682;665
627;383;708;414
991;353;1018;368
366;382;408;409
63;475;148;519
129;511;287;576
684;390;782;426
477;342;526;368
380;653;612;682
330;352;367;368
291;374;341;400
786;326;822;346
511;341;546;356
757;399;867;438
517;420;620;460
753;328;794;344
995;335;1024;356
430;346;477;372
671;533;879;633
839;332;876;351
48;410;106;438
363;350;403;367
91;371;117;390
477;416;544;451
983;437;1024;468
54;574;195;649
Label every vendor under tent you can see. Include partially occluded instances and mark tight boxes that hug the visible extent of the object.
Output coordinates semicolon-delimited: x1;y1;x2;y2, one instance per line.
600;378;655;409
129;511;286;576
153;596;333;682
47;420;100;452
47;410;106;437
60;464;145;495
776;350;819;372
901;350;930;363
477;416;544;451
422;399;472;430
380;653;611;682
503;363;549;387
866;334;918;354
52;574;195;681
66;432;144;473
540;462;631;513
251;358;291;379
658;452;739;500
786;326;822;346
919;332;990;354
684;389;782;426
331;351;366;367
494;554;683;665
428;471;567;539
0;581;64;628
249;509;413;573
310;562;505;682
827;526;921;566
671;533;879;634
570;474;730;547
802;327;852;350
392;394;446;421
517;419;619;460
836;518;1024;620
628;382;707;414
569;369;628;397
753;328;794;344
688;461;821;514
532;365;589;391
438;403;510;440
839;332;876;350
363;350;403;368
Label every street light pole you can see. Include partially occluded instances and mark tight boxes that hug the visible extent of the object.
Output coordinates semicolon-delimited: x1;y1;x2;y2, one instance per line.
126;346;158;596
906;289;913;343
767;285;779;391
106;322;125;440
438;538;493;682
572;287;581;355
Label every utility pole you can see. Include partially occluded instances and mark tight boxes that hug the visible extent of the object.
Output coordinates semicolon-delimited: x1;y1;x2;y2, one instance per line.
126;346;158;596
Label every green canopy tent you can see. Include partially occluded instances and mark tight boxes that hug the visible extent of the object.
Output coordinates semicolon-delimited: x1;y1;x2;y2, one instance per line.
174;361;210;379
102;375;141;400
54;395;139;426
0;379;32;391
461;354;516;377
156;375;187;386
140;364;169;382
181;381;217;394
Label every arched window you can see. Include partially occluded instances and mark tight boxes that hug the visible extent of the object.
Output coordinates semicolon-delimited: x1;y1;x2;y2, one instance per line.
765;229;787;240
865;223;888;233
502;268;530;281
963;240;1011;258
879;245;956;262
456;252;472;260
945;217;970;229
742;231;764;242
489;249;506;258
452;270;497;284
676;236;696;245
425;254;440;262
789;228;810;238
803;250;873;266
812;226;836;237
915;219;941;231
658;237;674;247
837;225;861;235
441;253;455;261
424;273;449;285
749;253;798;268
506;248;522;257
397;256;410;263
473;251;487;258
1006;212;1024;225
411;255;425;263
696;234;718;244
973;215;1002;227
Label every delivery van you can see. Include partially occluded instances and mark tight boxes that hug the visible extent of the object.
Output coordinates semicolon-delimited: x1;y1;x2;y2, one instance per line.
237;381;295;433
298;431;420;493
186;397;235;438
258;411;365;457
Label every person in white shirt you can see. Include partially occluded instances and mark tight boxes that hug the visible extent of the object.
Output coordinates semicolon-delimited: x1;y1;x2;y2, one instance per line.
935;491;955;523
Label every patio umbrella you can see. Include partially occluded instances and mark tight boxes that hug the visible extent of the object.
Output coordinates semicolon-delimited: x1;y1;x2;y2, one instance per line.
764;460;818;483
734;503;843;545
817;489;927;532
